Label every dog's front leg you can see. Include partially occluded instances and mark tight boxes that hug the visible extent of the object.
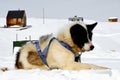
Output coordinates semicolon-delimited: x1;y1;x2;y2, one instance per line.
63;62;108;70
86;63;108;70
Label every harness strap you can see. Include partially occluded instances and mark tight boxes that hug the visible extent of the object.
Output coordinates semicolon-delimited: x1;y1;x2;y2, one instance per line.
35;37;56;66
59;41;74;53
35;37;76;66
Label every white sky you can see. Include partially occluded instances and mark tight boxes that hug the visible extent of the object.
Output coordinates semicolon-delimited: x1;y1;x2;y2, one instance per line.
0;0;120;21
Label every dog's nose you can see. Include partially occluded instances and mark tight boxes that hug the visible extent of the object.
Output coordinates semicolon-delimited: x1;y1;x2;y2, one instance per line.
90;45;94;50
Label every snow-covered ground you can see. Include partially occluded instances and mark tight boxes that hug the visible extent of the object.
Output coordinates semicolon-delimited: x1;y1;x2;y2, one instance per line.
0;18;120;80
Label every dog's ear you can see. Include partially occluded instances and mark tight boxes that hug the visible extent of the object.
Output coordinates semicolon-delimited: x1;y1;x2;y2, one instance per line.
86;22;97;31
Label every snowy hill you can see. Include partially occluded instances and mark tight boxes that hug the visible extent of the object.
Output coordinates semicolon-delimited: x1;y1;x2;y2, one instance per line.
0;18;120;80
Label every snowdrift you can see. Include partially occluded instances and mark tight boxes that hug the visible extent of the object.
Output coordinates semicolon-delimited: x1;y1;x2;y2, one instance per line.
0;18;120;80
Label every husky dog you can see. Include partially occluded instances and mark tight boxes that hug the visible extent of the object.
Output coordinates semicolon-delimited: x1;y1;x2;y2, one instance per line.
15;21;107;70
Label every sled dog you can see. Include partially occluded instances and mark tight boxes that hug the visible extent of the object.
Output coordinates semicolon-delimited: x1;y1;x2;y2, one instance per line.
15;21;107;70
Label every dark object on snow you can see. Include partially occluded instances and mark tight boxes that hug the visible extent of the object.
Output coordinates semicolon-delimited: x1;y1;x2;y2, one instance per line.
69;16;83;21
0;67;8;72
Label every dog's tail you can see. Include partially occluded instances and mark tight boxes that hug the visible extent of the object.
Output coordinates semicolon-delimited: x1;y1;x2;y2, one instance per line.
15;50;23;69
40;33;53;44
38;33;53;52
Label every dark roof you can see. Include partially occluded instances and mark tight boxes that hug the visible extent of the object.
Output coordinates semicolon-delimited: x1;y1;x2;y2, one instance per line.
7;10;25;18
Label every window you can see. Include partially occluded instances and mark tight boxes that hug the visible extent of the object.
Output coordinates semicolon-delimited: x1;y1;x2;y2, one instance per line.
18;18;21;22
13;18;16;23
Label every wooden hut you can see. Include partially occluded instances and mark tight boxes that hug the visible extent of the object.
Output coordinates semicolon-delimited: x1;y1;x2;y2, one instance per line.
108;17;118;22
6;10;26;27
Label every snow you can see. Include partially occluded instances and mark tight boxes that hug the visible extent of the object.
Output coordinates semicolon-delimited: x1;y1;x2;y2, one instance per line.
109;17;118;19
0;18;120;80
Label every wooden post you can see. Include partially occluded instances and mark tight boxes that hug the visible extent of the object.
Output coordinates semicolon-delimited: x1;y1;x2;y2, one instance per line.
43;8;45;24
16;34;18;41
29;35;31;41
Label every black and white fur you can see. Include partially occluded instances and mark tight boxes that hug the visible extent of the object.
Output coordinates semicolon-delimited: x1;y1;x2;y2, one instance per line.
15;21;107;70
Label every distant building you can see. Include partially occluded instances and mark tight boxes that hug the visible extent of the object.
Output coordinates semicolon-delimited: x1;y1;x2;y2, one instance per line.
6;10;26;27
108;17;118;22
68;16;83;21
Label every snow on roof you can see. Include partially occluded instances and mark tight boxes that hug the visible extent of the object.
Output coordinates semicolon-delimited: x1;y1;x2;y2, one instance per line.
109;17;118;19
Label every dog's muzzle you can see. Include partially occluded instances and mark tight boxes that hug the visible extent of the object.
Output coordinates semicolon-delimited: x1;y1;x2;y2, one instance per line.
82;42;94;51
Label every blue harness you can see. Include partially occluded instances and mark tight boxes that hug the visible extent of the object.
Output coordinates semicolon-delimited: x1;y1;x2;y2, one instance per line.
35;37;74;66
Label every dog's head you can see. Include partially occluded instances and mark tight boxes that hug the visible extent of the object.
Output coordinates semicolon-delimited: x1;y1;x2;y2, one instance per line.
57;21;97;53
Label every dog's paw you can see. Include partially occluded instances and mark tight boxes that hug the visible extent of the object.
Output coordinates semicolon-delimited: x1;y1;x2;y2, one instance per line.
91;65;109;70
